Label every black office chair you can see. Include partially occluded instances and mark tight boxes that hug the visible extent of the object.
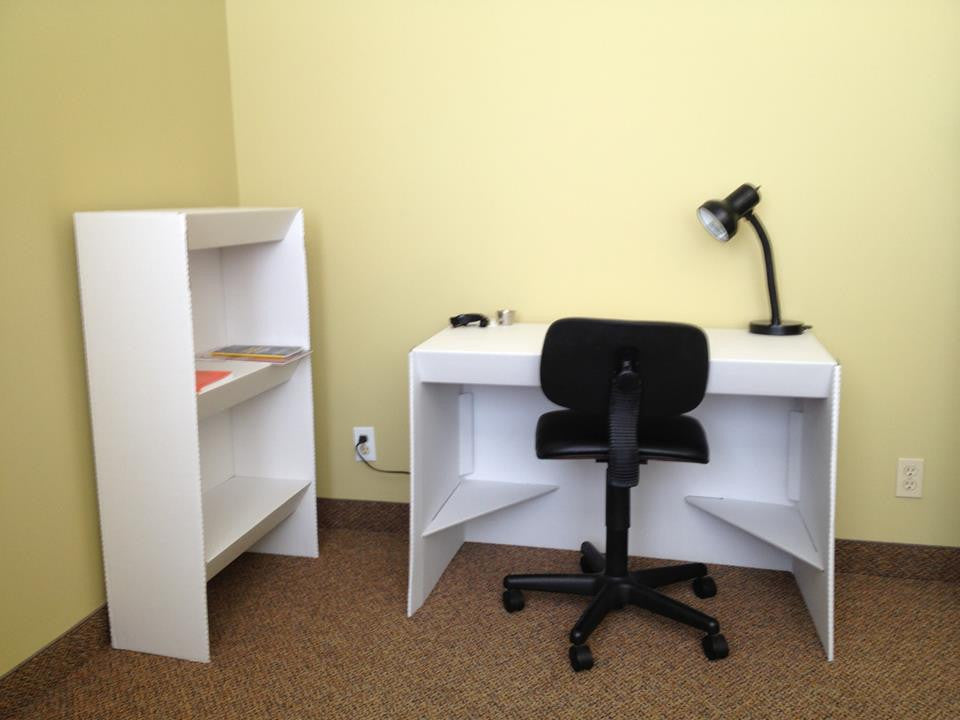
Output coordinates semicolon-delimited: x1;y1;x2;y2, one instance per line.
502;318;728;671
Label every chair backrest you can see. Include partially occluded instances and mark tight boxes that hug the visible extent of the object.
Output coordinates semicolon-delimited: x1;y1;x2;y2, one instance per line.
539;318;709;417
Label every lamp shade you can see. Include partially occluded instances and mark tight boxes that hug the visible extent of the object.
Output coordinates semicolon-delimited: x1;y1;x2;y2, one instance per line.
697;202;735;241
697;184;761;241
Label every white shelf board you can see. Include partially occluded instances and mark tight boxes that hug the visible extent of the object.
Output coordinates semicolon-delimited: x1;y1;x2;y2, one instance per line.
422;479;557;537
185;208;299;250
685;495;824;570
203;476;310;579
196;356;306;420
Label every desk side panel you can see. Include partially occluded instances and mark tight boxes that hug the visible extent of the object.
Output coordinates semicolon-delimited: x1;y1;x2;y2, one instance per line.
408;363;465;615
793;364;840;660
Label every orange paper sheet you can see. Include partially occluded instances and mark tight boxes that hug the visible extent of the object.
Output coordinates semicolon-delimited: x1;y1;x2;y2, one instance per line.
195;370;231;392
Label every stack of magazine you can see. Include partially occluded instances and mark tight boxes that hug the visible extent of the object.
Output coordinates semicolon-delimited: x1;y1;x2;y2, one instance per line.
207;345;310;365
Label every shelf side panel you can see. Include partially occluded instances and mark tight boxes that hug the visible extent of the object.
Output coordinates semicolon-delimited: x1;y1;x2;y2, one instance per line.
220;210;310;348
74;213;209;662
188;247;228;354
233;358;318;558
198;412;236;493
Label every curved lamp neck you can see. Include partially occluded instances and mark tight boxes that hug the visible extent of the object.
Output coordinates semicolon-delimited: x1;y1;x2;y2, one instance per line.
743;212;781;327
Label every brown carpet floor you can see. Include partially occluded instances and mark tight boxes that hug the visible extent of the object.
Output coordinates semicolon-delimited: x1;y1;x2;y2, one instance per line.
7;528;960;720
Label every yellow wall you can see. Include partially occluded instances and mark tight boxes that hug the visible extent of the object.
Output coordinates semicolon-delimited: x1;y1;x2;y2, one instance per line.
3;0;959;681
0;1;237;676
226;0;960;545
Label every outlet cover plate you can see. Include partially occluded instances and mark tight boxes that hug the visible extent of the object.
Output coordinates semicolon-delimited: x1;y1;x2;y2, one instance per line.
896;457;923;498
353;426;377;462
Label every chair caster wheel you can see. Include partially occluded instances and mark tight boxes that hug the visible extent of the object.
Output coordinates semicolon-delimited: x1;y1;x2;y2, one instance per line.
702;633;729;660
579;556;599;574
692;576;717;599
502;588;525;612
569;644;594;672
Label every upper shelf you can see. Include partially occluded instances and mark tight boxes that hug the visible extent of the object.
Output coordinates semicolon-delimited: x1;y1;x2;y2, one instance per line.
196;355;307;420
75;208;300;251
184;208;299;250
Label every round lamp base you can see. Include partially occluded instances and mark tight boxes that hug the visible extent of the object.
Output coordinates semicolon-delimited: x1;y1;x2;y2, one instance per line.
749;320;808;336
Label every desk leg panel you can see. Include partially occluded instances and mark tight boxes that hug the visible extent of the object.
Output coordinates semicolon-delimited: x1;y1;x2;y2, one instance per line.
794;365;840;660
408;368;466;615
410;525;466;615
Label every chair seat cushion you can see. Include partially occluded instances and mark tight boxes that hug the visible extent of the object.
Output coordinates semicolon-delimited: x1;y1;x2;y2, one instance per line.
536;410;709;464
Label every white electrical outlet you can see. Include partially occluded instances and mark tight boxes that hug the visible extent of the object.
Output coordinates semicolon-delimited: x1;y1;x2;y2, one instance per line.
896;458;923;498
353;426;377;462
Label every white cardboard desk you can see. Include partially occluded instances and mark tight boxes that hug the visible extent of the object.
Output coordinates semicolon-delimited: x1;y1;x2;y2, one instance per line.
408;323;840;659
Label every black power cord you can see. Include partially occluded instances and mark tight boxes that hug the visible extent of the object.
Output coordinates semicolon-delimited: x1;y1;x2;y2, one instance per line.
354;437;410;475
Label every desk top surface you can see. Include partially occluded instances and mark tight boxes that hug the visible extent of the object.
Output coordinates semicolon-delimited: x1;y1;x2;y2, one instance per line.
413;323;836;366
411;324;837;397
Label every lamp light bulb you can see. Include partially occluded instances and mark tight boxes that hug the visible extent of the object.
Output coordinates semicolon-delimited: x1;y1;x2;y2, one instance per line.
697;207;729;242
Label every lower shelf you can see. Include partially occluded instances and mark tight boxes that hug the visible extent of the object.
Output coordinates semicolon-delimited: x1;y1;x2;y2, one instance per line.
685;495;824;570
203;476;310;579
422;479;557;537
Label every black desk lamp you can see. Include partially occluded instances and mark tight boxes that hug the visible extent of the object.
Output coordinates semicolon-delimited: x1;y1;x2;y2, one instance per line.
697;183;807;336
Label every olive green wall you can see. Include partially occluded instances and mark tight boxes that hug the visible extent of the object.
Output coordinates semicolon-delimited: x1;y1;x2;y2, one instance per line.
225;0;960;545
0;1;237;676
